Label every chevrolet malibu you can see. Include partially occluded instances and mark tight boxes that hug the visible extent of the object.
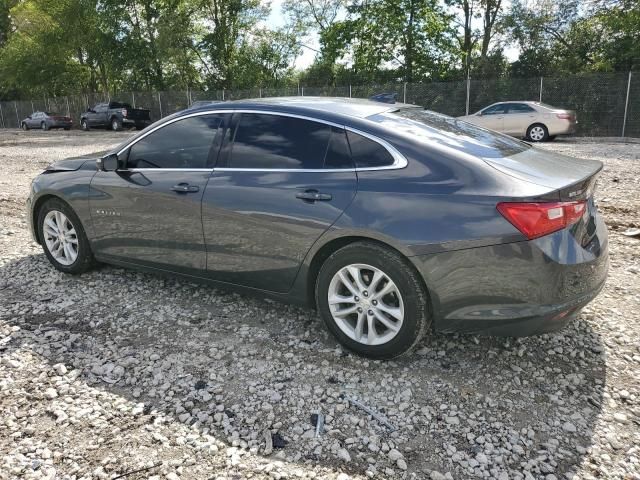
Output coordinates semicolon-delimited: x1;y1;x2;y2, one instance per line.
27;97;608;359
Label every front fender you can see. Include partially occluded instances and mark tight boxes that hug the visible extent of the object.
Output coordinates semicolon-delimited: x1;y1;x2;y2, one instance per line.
28;168;97;244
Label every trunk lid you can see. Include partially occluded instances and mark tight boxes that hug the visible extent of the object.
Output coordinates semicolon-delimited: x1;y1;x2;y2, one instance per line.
486;147;603;246
482;147;602;195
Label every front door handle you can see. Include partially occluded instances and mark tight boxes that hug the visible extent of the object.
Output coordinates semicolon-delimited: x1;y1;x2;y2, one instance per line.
171;183;200;193
296;190;332;202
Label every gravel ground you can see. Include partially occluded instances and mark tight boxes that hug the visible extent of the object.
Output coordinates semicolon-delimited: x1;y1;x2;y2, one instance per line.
0;130;639;480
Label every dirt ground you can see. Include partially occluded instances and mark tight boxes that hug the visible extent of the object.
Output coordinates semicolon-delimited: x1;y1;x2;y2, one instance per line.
0;129;638;480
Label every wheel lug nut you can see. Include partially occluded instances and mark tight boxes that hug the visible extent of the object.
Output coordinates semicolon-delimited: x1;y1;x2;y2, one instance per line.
363;291;368;297
372;300;378;305
354;296;359;302
357;307;363;313
368;310;373;316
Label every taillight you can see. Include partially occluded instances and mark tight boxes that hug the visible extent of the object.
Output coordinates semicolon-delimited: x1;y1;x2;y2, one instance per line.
556;113;573;120
122;108;128;117
497;201;587;239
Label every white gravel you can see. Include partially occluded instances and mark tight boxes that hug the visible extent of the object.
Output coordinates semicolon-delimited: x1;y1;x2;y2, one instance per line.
1;130;639;480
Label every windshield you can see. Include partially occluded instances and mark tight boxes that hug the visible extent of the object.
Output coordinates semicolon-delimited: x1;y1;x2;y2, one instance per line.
368;108;531;158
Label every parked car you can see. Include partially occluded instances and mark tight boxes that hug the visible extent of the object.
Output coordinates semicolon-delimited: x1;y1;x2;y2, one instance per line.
80;101;151;131
21;111;72;131
27;97;608;359
458;101;577;141
369;92;398;104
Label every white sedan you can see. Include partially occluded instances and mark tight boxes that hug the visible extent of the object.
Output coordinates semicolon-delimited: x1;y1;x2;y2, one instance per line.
458;101;577;142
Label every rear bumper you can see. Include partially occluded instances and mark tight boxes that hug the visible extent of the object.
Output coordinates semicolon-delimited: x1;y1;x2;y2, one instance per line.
49;120;72;128
412;212;608;336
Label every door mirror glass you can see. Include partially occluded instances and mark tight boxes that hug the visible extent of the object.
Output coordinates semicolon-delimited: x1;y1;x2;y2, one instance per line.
98;153;120;172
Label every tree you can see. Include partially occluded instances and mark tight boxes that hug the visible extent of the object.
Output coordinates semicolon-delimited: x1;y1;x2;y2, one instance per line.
325;0;455;83
198;0;268;89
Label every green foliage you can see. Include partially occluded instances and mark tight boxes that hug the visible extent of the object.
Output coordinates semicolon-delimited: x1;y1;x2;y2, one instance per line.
0;0;638;99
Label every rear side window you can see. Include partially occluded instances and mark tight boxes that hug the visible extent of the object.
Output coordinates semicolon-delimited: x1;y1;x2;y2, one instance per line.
229;113;331;169
346;130;395;168
127;115;222;169
508;103;535;113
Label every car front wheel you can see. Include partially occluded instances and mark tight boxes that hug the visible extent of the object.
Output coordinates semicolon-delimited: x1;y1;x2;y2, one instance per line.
38;198;95;274
81;119;89;131
316;242;430;359
111;118;122;131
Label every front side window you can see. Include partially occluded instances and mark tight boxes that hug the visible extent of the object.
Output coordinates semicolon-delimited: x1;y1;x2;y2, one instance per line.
127;115;222;169
482;104;508;115
228;113;332;169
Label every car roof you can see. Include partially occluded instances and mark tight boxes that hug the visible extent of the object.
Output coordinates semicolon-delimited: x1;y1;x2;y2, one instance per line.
187;96;413;119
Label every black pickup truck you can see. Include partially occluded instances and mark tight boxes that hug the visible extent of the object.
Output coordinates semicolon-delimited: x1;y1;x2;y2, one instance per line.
80;101;151;131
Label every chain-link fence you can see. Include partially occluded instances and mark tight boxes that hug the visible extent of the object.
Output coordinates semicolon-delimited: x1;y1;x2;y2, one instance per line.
0;71;638;137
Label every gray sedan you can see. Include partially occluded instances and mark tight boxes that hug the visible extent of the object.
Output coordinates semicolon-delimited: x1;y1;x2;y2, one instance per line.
26;98;608;359
22;111;73;131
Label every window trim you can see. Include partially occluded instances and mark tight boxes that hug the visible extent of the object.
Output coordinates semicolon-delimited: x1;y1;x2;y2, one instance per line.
116;109;408;173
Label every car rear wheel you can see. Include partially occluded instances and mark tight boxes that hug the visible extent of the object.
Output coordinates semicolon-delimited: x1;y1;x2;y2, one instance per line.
111;118;122;131
316;241;430;359
526;123;548;142
41;122;49;131
38;198;96;274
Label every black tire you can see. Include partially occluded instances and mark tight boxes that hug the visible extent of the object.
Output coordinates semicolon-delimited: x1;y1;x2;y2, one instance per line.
526;123;548;142
315;241;431;359
41;122;49;131
64;127;71;131
81;119;89;131
111;117;122;131
21;123;29;131
37;198;96;274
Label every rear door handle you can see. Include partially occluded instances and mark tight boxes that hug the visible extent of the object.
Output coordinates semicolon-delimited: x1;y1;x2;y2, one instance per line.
296;190;332;202
171;183;200;193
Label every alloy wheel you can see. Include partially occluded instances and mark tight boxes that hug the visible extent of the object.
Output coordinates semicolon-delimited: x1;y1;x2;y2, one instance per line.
327;263;404;346
43;210;79;266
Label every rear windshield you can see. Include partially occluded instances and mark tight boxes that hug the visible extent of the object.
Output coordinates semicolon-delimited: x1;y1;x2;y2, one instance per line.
368;108;531;158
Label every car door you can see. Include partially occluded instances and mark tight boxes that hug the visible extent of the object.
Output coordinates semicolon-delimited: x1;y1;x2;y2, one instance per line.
28;112;40;128
503;103;537;136
202;111;357;293
88;104;105;126
474;103;507;132
89;113;225;273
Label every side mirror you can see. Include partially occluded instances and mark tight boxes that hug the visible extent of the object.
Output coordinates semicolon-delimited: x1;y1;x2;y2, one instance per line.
97;153;121;172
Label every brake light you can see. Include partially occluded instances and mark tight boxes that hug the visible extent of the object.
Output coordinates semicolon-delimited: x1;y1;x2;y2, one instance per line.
122;108;128;117
497;201;586;239
556;113;573;120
